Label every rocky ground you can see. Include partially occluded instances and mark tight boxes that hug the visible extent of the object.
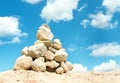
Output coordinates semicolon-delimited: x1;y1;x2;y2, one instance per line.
0;70;120;83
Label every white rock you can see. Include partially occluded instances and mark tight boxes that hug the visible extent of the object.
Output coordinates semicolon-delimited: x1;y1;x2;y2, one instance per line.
36;25;54;41
34;40;52;48
53;39;62;50
66;61;73;70
49;47;57;54
56;67;64;74
21;47;29;56
28;43;47;58
14;55;32;70
54;49;68;62
31;58;46;72
61;62;69;72
44;51;55;60
46;61;59;68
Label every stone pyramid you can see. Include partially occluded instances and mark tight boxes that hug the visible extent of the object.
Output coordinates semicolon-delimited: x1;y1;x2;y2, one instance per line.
14;24;73;74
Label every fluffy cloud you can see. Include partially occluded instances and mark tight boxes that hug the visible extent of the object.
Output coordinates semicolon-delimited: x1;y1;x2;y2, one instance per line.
40;0;79;22
89;12;118;29
0;16;27;45
72;64;87;72
80;19;90;28
102;0;120;13
93;60;119;72
81;0;120;29
23;0;42;4
88;42;120;57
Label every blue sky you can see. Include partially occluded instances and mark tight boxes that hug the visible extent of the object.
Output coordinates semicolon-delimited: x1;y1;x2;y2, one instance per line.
0;0;120;72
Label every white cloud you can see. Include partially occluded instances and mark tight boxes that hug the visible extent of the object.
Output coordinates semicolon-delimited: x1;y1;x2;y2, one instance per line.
0;16;27;37
88;42;120;57
67;44;77;52
23;0;42;4
93;60;119;72
80;19;90;28
0;16;27;45
72;64;87;72
81;0;120;29
89;12;118;29
77;4;87;12
40;0;79;22
102;0;120;14
0;37;20;45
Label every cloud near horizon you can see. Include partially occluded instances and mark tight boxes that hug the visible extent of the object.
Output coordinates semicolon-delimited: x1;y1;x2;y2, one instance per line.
72;64;87;72
93;60;119;72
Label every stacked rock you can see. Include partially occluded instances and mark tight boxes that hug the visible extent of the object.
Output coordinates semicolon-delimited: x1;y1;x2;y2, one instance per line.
14;24;73;74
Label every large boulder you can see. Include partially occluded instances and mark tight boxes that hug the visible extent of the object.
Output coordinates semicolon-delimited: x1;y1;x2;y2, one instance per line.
46;61;59;69
66;61;73;70
56;67;64;74
21;47;29;56
54;49;68;62
34;40;52;48
44;51;55;60
53;39;62;50
48;47;57;54
36;24;54;41
14;55;32;70
28;43;47;58
31;57;46;72
61;62;69;72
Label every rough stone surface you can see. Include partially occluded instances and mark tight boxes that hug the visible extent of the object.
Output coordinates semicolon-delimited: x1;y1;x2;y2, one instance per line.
36;25;54;41
54;49;68;62
44;51;55;60
13;24;73;74
34;40;52;48
46;61;59;68
21;47;29;56
31;58;46;72
61;62;69;72
66;61;73;70
56;67;64;74
49;47;57;54
28;43;47;58
14;55;32;70
53;39;62;50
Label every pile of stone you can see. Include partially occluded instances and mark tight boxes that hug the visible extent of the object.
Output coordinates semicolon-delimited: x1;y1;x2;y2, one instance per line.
14;24;73;74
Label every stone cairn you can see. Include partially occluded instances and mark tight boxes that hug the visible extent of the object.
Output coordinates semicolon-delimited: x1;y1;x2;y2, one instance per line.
14;24;73;74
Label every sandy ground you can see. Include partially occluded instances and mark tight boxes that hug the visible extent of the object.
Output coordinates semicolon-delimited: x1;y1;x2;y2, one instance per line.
0;70;120;83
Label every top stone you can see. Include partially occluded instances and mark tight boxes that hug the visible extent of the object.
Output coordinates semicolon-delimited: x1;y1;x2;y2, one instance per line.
36;24;54;41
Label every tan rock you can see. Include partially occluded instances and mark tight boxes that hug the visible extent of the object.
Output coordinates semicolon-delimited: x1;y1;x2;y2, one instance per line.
21;47;29;56
28;43;47;58
34;40;52;48
66;61;73;70
54;49;68;62
53;39;62;50
31;58;46;72
46;61;59;68
14;55;32;70
56;67;64;74
44;51;55;60
49;47;57;54
61;62;69;72
36;25;54;41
